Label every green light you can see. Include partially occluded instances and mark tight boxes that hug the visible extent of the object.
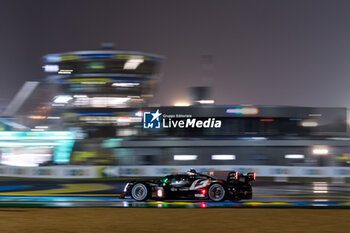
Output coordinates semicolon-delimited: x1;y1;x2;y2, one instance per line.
0;131;75;164
87;61;104;69
161;178;168;183
102;138;123;148
54;139;75;163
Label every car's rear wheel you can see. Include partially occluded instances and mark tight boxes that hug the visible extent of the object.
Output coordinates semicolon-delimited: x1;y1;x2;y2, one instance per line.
131;183;149;201
208;183;225;202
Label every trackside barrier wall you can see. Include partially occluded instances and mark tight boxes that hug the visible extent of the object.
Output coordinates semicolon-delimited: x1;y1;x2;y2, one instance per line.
0;165;349;179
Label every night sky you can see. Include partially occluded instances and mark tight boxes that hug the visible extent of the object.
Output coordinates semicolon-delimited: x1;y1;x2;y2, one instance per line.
2;0;350;108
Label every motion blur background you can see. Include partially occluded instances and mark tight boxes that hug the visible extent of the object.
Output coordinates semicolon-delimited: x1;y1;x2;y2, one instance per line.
3;0;350;107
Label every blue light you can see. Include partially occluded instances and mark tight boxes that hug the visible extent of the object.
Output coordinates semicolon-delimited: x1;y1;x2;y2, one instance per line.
80;54;113;59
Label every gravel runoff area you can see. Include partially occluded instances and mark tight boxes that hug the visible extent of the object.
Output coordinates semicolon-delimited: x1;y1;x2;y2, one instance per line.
0;208;348;233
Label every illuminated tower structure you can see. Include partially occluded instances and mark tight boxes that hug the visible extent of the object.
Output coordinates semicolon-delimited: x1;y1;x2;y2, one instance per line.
42;48;163;138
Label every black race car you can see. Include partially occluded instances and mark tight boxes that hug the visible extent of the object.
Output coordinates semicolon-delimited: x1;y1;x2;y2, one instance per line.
120;169;255;202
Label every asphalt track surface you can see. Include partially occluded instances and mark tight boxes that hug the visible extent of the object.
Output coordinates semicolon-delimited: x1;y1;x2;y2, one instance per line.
0;178;349;208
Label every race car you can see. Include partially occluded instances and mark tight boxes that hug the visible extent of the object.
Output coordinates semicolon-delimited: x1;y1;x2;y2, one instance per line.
120;169;255;202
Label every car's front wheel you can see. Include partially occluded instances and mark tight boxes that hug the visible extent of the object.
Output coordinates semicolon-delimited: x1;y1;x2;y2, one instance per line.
208;183;225;202
131;183;149;201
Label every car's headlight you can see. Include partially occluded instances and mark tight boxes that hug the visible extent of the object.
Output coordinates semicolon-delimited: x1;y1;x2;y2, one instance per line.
123;183;130;192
